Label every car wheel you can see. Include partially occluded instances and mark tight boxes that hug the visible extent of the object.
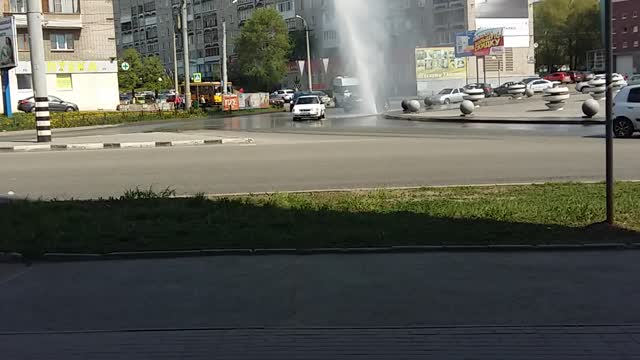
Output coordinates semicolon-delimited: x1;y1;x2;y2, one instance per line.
614;118;635;138
65;107;75;112
444;98;451;105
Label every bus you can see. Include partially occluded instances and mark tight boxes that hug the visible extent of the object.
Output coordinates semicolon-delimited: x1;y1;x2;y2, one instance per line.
179;82;234;106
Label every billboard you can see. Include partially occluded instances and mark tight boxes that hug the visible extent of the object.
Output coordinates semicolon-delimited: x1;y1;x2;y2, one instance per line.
415;47;467;80
239;93;269;109
475;0;528;19
0;16;18;69
474;28;505;57
476;18;530;48
455;31;476;57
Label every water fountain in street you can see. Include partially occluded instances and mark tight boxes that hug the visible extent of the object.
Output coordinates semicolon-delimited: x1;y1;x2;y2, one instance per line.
333;0;390;114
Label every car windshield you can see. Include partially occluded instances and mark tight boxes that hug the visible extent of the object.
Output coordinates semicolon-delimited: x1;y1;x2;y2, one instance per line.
296;97;319;105
438;89;453;94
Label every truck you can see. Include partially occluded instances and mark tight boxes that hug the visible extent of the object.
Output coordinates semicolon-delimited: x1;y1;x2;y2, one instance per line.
332;76;360;108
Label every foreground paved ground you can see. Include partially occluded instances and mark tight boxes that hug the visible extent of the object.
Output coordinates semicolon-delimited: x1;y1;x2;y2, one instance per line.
1;251;640;358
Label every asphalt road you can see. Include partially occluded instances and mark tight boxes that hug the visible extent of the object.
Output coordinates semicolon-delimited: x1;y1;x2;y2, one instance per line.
1;111;638;199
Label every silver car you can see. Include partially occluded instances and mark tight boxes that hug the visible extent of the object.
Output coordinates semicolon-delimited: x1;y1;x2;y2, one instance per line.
428;88;466;105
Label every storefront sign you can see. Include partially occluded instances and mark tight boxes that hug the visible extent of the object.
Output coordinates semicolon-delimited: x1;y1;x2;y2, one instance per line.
223;94;240;111
474;28;504;57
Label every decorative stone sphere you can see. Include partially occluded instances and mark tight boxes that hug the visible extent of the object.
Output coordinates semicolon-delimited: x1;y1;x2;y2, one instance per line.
460;100;475;115
543;86;570;111
424;97;434;107
401;100;409;112
582;99;600;118
589;78;607;100
525;88;535;98
407;100;421;113
508;83;526;99
463;88;485;107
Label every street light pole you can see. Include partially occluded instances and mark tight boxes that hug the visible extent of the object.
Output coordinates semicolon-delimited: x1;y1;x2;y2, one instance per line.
604;0;614;224
172;24;179;96
296;15;313;91
222;0;238;96
181;0;191;110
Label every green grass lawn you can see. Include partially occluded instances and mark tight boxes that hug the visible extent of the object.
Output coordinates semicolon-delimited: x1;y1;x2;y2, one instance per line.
2;183;639;258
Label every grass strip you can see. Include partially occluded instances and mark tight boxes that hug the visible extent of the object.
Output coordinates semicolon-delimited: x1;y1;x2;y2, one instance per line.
2;183;639;258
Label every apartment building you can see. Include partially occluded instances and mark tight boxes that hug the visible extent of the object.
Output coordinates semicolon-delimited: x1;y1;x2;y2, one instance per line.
115;0;296;83
2;0;119;112
613;0;640;75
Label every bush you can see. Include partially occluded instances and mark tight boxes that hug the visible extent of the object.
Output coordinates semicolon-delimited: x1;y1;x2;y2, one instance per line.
0;109;205;132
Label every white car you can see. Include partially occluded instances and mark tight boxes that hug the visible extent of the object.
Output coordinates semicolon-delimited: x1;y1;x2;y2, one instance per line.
427;88;466;105
292;95;325;121
577;73;627;93
627;74;640;86
613;84;640;138
526;79;554;92
275;89;295;102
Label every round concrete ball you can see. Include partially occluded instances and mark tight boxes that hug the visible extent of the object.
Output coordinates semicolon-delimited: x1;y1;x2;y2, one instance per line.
401;100;409;111
460;100;474;115
424;97;434;107
582;98;600;118
525;88;535;98
407;100;421;113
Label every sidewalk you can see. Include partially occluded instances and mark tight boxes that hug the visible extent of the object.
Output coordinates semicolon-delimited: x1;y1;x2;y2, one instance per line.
0;132;254;152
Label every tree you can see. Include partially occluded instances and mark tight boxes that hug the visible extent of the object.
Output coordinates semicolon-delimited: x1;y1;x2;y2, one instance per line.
235;8;291;91
141;56;170;93
118;48;144;94
534;0;601;71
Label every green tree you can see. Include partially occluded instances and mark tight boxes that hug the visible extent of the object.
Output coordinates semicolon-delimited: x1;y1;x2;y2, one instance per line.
534;0;601;71
235;8;291;91
141;55;170;92
118;48;144;93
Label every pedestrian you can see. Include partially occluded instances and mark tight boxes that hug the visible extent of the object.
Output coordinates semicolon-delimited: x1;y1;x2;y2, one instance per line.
200;95;206;108
174;94;182;110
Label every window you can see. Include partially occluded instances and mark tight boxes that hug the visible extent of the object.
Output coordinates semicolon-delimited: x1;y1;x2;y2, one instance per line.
56;74;72;90
16;33;29;51
16;74;32;90
51;33;74;50
634;26;638;33
622;13;627;19
48;0;79;14
628;88;640;103
10;0;27;13
623;41;628;48
634;11;638;18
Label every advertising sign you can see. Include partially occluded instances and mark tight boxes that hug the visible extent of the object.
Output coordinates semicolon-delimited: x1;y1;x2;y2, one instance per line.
239;93;269;109
475;0;528;19
415;47;467;80
473;28;504;57
455;31;476;57
476;18;530;48
0;16;18;69
222;94;240;111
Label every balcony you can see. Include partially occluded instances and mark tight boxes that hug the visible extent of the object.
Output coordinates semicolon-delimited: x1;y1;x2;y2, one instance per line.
6;0;82;29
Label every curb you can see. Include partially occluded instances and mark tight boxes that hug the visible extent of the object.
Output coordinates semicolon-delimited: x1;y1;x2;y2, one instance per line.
0;138;255;153
2;243;638;263
384;113;606;126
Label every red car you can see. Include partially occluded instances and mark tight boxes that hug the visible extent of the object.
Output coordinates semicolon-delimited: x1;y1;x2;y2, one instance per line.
565;71;585;83
543;72;571;83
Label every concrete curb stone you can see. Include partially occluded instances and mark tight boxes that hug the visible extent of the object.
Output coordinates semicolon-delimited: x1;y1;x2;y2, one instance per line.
0;138;254;153
384;113;606;126
0;243;634;263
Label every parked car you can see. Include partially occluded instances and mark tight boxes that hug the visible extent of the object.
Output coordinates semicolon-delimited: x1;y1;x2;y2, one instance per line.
628;74;640;86
543;72;571;83
576;73;627;93
522;77;541;85
613;84;640;138
292;95;326;121
526;79;554;92
269;93;285;108
566;71;585;83
494;82;523;97
426;88;466;105
17;96;79;113
275;89;295;102
464;83;493;98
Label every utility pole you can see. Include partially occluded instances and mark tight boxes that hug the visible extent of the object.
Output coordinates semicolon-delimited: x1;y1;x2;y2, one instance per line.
296;15;313;91
27;0;50;142
604;0;614;224
222;19;228;95
172;24;179;96
181;0;191;110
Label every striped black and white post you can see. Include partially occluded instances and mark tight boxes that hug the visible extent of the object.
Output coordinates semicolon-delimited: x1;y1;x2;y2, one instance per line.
27;0;52;143
34;97;51;142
